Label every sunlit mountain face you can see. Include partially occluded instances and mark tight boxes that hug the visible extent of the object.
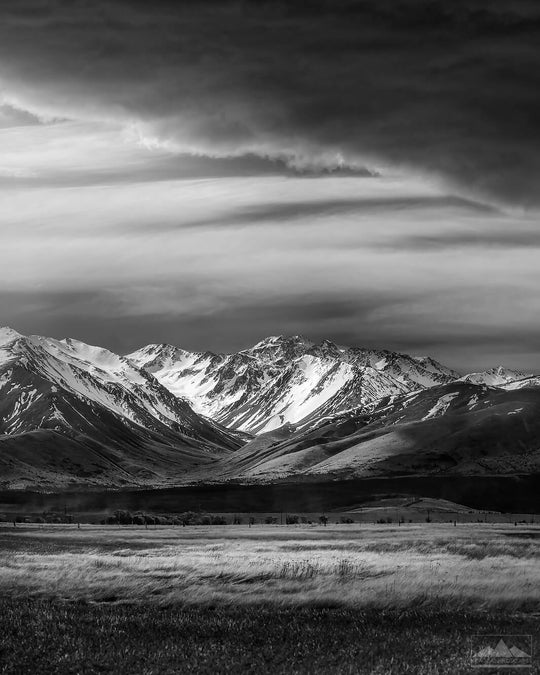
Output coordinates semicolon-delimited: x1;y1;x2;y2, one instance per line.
1;1;539;374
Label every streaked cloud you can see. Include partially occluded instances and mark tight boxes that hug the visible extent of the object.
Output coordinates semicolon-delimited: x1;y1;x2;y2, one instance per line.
1;167;539;371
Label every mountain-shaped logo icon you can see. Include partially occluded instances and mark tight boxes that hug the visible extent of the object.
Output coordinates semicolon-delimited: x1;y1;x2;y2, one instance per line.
471;634;532;669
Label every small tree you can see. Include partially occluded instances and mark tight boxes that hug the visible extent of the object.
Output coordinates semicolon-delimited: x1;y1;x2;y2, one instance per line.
318;515;328;526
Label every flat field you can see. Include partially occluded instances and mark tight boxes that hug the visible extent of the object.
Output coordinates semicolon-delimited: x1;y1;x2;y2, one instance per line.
1;523;539;673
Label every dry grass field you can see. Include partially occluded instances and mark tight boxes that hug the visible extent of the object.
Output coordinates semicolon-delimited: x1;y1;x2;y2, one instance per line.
1;522;539;610
1;522;539;673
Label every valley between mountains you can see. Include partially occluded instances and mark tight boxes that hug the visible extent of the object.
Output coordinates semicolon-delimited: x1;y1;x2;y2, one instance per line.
1;327;539;491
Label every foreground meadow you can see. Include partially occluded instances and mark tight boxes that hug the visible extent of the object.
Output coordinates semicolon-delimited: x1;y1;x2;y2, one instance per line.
1;523;539;673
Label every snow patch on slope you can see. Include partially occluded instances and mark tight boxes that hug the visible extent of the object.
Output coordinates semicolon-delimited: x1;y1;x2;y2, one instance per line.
422;392;460;420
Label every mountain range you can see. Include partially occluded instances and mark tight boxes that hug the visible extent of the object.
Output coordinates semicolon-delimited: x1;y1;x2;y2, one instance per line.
1;327;539;489
126;335;461;434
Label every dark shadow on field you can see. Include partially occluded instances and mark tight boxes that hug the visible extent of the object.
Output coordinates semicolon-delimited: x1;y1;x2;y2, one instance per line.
1;599;539;675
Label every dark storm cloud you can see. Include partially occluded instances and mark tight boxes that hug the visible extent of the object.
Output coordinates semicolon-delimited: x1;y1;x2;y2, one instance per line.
4;285;540;372
0;287;402;354
0;0;538;205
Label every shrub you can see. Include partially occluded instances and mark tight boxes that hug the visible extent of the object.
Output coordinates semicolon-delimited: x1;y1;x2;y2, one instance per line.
179;512;199;525
113;510;133;525
211;515;227;525
286;515;299;525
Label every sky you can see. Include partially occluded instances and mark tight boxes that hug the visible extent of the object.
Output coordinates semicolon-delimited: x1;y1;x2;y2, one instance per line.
0;0;539;372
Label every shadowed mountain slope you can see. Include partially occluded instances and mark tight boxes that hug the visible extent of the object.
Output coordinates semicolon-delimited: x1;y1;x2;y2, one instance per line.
198;382;540;482
0;328;243;488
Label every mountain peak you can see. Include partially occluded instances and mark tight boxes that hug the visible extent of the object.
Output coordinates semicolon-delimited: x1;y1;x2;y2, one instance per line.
0;326;23;346
250;335;312;349
318;338;339;348
308;338;345;360
140;342;180;353
459;365;531;386
129;342;191;358
493;365;528;377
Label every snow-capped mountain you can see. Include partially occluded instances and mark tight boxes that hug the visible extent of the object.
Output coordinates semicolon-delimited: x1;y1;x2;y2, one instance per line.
457;366;532;387
503;375;540;390
127;335;459;434
2;327;540;489
0;327;242;488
